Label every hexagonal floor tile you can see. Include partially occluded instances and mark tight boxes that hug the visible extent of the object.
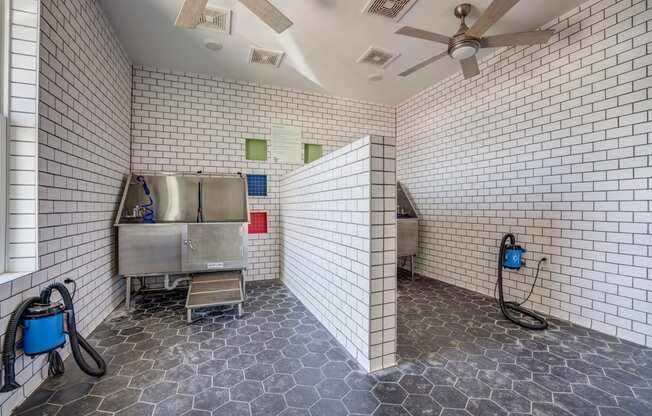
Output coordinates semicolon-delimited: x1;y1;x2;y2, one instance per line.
373;382;408;405
344;389;380;413
403;394;442;416
231;380;264;402
285;385;319;408
310;399;348;416
251;393;286;416
316;379;350;399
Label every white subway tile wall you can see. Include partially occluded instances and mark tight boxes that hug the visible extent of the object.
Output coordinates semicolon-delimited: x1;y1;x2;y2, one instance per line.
131;67;395;282
397;0;652;347
0;1;132;415
279;135;397;372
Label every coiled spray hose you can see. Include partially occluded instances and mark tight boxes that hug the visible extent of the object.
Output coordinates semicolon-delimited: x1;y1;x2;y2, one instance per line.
496;233;548;330
136;175;155;223
40;282;106;377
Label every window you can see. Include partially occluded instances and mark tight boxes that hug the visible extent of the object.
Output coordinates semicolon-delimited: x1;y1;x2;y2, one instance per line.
1;0;8;274
248;212;268;234
245;138;267;161
0;0;38;279
304;143;323;164
247;174;267;197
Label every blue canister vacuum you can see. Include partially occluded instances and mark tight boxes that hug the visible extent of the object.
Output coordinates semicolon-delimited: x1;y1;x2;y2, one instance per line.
496;233;548;330
1;280;106;392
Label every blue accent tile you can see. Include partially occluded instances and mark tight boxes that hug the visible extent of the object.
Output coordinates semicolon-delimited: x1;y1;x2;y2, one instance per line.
247;175;267;197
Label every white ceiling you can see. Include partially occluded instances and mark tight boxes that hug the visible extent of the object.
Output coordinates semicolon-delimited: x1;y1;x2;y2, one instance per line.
99;0;584;105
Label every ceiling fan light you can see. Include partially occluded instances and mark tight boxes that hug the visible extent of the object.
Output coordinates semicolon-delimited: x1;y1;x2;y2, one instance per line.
449;41;478;60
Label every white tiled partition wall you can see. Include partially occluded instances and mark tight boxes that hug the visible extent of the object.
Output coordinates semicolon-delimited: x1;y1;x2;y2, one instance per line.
397;0;652;347
280;135;397;372
0;1;132;414
131;66;395;281
369;136;398;371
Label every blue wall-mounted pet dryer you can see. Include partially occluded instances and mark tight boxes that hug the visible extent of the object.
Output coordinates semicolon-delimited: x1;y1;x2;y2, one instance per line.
496;233;548;330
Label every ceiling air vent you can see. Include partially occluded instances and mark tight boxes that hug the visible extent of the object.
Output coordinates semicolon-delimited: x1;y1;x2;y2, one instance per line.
197;6;231;34
357;46;400;68
249;47;285;67
362;0;417;22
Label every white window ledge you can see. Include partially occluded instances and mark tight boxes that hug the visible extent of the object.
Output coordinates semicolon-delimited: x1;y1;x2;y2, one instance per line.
0;271;32;285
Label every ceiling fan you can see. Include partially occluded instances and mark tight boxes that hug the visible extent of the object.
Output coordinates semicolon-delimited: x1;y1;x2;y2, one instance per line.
176;0;293;34
395;0;555;79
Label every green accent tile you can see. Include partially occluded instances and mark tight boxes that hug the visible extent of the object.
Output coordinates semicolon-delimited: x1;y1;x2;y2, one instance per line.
304;143;323;164
246;139;267;161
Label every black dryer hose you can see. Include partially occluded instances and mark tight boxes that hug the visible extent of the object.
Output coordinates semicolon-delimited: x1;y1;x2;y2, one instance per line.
40;282;106;377
497;233;548;330
0;297;41;392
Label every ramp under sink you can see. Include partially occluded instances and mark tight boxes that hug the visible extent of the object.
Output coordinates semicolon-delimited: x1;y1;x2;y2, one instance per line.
185;270;245;322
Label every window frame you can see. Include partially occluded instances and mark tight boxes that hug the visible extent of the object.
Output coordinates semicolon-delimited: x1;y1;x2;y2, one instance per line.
1;0;9;274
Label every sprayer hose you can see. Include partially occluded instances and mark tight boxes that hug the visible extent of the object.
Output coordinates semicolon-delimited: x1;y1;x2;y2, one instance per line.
41;283;106;377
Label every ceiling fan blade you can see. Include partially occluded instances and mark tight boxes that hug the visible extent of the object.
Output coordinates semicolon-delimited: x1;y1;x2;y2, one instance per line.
466;0;519;38
239;0;293;34
460;56;480;79
480;30;555;48
175;0;208;28
395;26;451;45
398;51;449;77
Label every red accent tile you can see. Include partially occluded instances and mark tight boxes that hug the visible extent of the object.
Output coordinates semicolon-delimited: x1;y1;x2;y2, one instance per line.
248;212;268;234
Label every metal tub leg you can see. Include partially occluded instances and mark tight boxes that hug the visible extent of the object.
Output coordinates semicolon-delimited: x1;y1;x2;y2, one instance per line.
125;276;132;312
411;255;415;281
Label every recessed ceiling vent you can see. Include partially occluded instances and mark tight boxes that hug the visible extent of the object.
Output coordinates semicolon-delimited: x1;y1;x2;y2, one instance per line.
362;0;417;22
357;46;400;68
197;6;231;34
249;47;285;67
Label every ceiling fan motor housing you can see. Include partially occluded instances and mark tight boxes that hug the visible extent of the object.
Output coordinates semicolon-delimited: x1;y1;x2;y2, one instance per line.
448;35;480;60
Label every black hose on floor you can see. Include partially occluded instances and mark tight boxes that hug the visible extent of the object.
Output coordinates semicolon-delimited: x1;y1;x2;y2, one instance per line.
40;282;106;377
496;233;548;330
47;350;65;377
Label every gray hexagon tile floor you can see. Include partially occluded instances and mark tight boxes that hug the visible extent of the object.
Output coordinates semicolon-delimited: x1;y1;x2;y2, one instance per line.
13;276;652;416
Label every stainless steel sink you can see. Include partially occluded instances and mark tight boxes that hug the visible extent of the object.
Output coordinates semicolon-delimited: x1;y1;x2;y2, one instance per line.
397;181;419;279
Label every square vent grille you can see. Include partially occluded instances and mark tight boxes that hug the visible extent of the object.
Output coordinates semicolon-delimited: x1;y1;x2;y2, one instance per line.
362;0;417;22
197;6;231;33
249;47;285;67
357;46;400;68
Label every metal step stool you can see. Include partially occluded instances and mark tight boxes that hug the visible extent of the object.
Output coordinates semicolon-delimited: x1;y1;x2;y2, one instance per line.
185;270;245;322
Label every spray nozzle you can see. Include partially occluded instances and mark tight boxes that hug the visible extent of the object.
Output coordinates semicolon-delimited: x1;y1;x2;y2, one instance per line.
136;176;151;195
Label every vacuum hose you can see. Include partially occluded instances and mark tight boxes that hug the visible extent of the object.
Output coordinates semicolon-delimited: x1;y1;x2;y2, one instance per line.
0;297;41;392
0;282;106;392
40;283;106;377
497;233;548;330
